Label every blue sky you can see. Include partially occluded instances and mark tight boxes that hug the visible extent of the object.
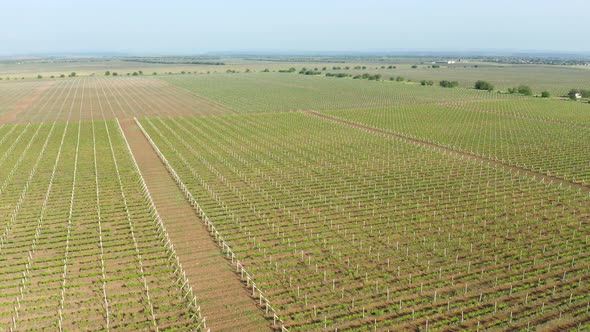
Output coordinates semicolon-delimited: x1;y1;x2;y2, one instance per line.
1;0;589;55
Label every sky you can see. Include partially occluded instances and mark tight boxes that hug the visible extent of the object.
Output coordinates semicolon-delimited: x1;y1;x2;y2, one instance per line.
1;0;589;55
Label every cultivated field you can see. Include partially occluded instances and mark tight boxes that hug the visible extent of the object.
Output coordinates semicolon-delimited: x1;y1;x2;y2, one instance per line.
0;120;204;330
139;113;589;331
0;77;228;123
0;57;589;331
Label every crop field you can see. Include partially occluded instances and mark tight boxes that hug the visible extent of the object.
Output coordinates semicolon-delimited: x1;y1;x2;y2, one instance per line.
1;59;589;332
0;77;228;123
330;64;590;97
161;73;513;113
0;119;205;330
139;113;590;331
321;104;590;184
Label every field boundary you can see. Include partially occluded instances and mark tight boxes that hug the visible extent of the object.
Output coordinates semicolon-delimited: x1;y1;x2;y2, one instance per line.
133;117;289;331
153;78;239;114
116;118;210;331
303;110;590;194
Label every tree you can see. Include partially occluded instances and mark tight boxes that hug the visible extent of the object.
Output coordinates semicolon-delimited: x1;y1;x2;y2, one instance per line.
152;72;157;75
262;68;270;72
138;70;143;75
517;85;532;96
105;70;111;76
541;91;550;98
567;89;580;99
37;75;42;79
112;72;118;76
475;80;494;91
440;80;459;88
60;74;65;78
411;65;418;69
396;76;405;82
69;72;76;77
132;72;139;76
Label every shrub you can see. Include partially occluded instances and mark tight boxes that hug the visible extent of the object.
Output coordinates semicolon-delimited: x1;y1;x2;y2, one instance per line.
105;70;111;76
517;85;533;96
440;80;459;88
396;76;405;82
411;65;418;69
567;89;589;99
541;91;550;98
475;80;494;91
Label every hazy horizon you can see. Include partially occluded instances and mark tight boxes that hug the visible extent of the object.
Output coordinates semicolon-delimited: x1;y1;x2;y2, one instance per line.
1;0;589;56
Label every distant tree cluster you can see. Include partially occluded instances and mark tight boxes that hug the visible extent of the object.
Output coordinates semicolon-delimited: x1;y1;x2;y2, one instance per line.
298;67;322;75
474;80;494;91
420;80;435;86
567;88;590;99
278;67;296;73
352;73;382;81
508;85;532;96
439;80;459;88
325;72;351;78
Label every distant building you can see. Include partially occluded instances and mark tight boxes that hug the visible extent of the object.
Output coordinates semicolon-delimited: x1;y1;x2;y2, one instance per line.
432;60;457;65
575;93;582;99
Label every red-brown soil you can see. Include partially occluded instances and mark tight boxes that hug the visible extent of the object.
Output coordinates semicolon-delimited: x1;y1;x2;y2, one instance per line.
0;81;54;123
119;119;270;331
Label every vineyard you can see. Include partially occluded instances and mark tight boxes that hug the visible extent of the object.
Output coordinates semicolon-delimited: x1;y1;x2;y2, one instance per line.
0;66;589;331
0;119;206;330
0;77;228;123
139;113;590;331
321;104;590;184
161;73;513;113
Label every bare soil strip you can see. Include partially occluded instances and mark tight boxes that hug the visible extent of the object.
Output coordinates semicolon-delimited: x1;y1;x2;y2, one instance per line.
119;119;270;332
0;81;55;123
304;110;590;194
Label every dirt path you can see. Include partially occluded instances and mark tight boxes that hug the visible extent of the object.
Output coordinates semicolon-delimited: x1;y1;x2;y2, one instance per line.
304;110;590;194
118;119;270;332
0;81;55;123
